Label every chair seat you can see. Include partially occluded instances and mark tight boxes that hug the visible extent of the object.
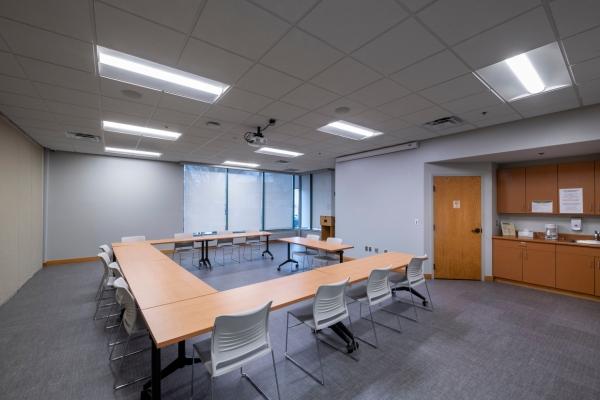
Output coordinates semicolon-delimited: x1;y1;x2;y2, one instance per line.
288;303;316;329
193;338;271;378
345;284;368;302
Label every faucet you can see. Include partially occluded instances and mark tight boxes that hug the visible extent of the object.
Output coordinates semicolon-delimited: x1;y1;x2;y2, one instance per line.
595;230;600;241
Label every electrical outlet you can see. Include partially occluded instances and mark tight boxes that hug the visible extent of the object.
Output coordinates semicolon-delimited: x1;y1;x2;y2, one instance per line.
368;246;372;252
414;218;420;225
384;249;388;253
374;248;379;253
364;245;368;251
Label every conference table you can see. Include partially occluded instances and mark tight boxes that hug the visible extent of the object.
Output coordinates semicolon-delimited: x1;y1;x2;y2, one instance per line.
277;236;354;270
113;235;414;400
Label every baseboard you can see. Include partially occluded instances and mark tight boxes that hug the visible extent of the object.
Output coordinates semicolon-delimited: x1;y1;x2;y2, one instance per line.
493;278;600;302
484;275;494;282
343;256;355;262
424;273;432;280
43;248;175;267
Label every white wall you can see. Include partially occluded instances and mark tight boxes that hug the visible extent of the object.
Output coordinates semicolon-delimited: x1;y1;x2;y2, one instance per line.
0;116;44;305
45;151;183;260
336;104;600;278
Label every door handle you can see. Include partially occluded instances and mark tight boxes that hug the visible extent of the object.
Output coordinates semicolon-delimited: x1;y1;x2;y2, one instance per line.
471;227;482;234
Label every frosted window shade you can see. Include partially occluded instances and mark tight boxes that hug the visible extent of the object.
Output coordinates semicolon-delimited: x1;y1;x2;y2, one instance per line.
301;174;311;229
184;165;226;232
312;171;333;229
264;173;294;229
227;169;262;231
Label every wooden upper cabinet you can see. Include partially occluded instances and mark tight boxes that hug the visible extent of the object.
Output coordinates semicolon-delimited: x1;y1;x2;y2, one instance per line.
525;164;557;213
497;168;526;213
522;242;555;287
557;161;595;214
596;161;600;215
493;239;523;281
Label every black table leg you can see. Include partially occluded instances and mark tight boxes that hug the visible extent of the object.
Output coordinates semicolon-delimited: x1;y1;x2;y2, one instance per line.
203;241;212;268
262;235;274;259
277;242;298;271
339;251;344;264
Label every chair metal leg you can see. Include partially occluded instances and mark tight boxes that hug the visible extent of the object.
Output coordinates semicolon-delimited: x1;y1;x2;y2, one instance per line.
271;350;282;400
210;377;215;400
424;281;434;310
409;285;419;321
241;360;280;400
284;312;325;385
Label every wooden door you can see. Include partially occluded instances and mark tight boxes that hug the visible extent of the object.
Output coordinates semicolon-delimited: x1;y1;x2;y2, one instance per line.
526;164;557;213
434;176;481;280
558;161;595;214
595;161;600;215
556;246;596;295
493;239;523;281
497;168;526;213
522;242;556;287
596;257;600;296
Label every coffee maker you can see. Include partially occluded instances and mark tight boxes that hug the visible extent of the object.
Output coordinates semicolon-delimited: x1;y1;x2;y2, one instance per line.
545;224;558;240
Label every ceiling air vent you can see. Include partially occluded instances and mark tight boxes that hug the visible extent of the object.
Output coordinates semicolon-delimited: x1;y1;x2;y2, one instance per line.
65;131;101;142
422;116;463;131
276;160;290;164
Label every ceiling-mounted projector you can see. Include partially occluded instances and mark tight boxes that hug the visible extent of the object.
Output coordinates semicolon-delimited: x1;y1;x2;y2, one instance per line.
244;118;276;147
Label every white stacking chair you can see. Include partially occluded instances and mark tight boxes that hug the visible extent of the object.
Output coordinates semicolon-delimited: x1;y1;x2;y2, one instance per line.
292;234;320;270
190;301;280;400
96;244;113;299
99;244;114;261
243;235;265;261
94;252;122;320
172;232;197;265
110;278;150;390
390;255;433;321
312;237;343;267
346;267;401;348
215;231;240;265
121;235;146;243
285;278;355;385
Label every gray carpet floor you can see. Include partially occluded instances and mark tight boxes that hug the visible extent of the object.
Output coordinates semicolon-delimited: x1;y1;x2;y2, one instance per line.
1;242;600;400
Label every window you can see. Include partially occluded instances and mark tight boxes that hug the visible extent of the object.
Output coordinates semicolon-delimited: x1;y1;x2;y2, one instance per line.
300;174;311;229
227;169;262;231
312;171;333;229
264;172;294;229
184;165;226;233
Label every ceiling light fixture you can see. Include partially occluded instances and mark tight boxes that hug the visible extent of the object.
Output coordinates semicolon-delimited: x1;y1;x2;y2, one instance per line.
102;120;181;141
317;120;383;140
222;160;260;168
505;54;544;94
255;146;303;158
105;146;162;158
96;46;229;103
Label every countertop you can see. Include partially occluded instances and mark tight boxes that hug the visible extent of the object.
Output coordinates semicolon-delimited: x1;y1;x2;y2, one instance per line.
492;235;600;249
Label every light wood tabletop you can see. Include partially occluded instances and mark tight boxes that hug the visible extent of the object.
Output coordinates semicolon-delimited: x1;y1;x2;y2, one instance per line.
315;252;414;284
278;236;353;252
113;231;272;247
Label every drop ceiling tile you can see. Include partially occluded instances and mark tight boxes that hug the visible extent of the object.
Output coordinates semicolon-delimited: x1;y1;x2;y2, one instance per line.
0;18;93;72
353;18;444;74
572;56;600;84
419;74;486;104
551;0;600;38
390;50;469;91
434;123;475;136
0;91;47;110
511;87;579;118
299;0;406;53
347;79;410;108
578;78;600;106
442;91;503;114
248;0;319;23
310;57;381;96
178;37;253;83
151;108;198;126
95;2;186;65
293;112;334;129
100;78;159;106
0;74;36;96
193;0;289;60
261;28;343;80
393;126;439;141
203;104;252;124
377;93;434;117
19;57;98;92
317;98;368;118
458;103;515;123
0;0;93;41
45;101;99;119
157;93;210;115
563;25;600;64
270;122;310;136
258;101;308;122
219;88;273;113
100;0;203;33
346;109;393;126
11;117;62;131
403;106;450;125
473;112;522;128
58;114;102;129
236;64;302;99
371;118;412;133
101;96;155;118
34;83;99;109
280;83;339;109
0;105;54;123
397;0;436;12
103;131;141;148
0;51;24;77
453;7;555;69
418;0;539;45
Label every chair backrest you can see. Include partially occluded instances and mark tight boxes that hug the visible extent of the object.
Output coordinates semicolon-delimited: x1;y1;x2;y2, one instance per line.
173;232;193;249
232;231;246;245
306;234;320;241
99;244;113;261
108;261;122;278
312;278;349;330
217;231;233;245
113;277;129;305
119;286;141;335
210;301;273;377
407;255;428;283
98;252;111;274
326;237;343;245
366;267;392;306
121;235;146;243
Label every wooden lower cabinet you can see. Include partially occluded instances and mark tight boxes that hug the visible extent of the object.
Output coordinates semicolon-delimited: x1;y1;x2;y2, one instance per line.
596;258;600;296
556;246;598;295
522;242;556;287
493;239;523;281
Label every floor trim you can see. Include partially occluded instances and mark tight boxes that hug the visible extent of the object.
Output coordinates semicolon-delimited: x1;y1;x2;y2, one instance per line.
494;277;600;302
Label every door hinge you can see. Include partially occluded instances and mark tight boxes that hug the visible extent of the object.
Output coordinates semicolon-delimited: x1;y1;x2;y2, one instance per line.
433;263;436;270
433;185;436;192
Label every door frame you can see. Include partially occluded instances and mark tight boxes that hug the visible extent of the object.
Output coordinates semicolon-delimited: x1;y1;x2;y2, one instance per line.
424;163;493;282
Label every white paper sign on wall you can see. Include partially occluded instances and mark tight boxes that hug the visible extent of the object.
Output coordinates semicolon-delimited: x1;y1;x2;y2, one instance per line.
453;200;460;209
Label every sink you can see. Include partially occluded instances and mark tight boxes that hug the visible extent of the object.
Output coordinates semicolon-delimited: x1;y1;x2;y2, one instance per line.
575;240;600;245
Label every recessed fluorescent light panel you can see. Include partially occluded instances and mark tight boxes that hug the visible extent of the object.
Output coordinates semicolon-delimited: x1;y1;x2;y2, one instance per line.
475;42;572;102
317;120;383;140
223;161;260;168
104;147;162;158
102;121;181;141
255;147;303;158
96;46;229;103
